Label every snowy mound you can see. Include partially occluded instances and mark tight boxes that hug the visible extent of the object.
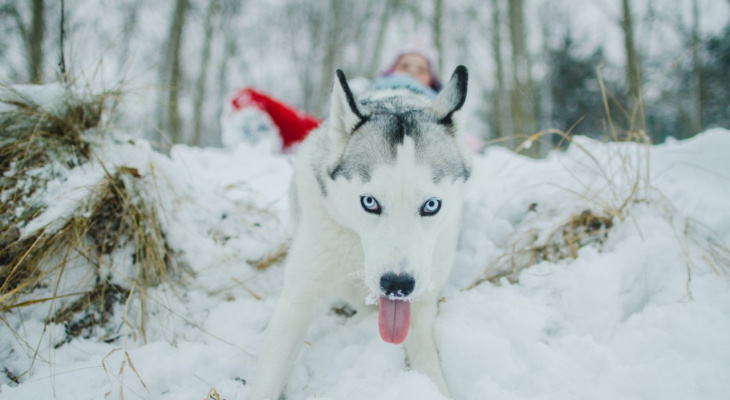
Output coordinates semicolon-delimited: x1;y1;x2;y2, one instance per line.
2;129;729;400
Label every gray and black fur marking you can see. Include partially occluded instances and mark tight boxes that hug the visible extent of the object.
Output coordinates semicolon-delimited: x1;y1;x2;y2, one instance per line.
314;66;471;196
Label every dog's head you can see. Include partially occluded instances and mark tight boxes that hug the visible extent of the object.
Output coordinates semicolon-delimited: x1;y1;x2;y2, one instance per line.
322;67;471;343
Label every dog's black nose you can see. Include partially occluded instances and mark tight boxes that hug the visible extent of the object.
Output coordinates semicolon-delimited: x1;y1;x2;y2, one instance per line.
380;273;415;297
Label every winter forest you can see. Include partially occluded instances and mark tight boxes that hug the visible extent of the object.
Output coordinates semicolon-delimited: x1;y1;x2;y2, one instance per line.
2;0;730;399
2;0;729;151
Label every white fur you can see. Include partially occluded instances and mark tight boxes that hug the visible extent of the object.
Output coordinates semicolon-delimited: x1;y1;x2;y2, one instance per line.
250;69;469;399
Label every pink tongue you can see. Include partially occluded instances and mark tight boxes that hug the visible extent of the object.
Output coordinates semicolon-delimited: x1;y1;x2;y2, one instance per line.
378;296;411;344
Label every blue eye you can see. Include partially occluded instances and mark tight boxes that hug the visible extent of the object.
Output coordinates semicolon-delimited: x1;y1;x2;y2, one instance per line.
420;198;441;216
361;195;381;215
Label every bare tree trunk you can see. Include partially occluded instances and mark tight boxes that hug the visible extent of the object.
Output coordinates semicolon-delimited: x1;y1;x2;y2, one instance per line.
508;0;538;155
346;3;379;78
490;0;508;142
538;7;553;140
29;0;45;83
318;0;342;115
120;0;141;75
59;0;67;82
433;0;444;75
621;0;641;101
215;0;243;147
690;0;703;135
2;5;27;81
193;0;219;146
369;0;399;78
165;0;189;145
298;5;323;115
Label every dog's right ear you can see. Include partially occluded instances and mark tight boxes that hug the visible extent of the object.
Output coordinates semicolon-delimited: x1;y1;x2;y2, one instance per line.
329;70;368;145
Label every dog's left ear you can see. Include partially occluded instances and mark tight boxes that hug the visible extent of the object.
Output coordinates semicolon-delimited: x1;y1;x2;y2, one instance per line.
431;65;468;130
329;70;369;144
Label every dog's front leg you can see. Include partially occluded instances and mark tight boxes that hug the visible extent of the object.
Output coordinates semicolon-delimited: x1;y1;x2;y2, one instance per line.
405;296;451;397
250;278;322;400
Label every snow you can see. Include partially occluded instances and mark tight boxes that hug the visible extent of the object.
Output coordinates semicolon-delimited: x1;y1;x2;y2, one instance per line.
19;163;105;237
2;126;730;399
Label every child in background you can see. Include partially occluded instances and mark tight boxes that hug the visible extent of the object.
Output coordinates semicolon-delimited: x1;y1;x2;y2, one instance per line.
222;48;482;153
369;50;441;98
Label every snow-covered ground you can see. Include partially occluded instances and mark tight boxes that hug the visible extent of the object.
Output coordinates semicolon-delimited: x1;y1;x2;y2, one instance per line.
1;125;729;399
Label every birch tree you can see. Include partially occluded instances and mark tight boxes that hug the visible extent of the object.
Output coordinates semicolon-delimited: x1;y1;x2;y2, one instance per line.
621;0;641;101
118;0;142;76
490;0;508;142
0;0;45;82
508;0;538;155
163;0;189;145
690;0;703;134
29;0;44;83
433;0;444;75
317;0;342;115
192;0;220;146
368;0;400;78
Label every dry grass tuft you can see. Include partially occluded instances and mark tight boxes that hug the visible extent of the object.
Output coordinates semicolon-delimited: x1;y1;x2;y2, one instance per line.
206;387;223;400
534;209;614;263
470;65;727;290
469;128;648;288
87;168;179;287
247;242;289;271
469;66;653;289
1;167;181;343
469;209;614;288
1;87;110;305
0;87;109;201
49;282;130;347
0;86;182;344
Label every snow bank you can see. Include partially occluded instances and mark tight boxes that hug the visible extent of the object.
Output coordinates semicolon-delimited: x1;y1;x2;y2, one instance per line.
2;130;729;400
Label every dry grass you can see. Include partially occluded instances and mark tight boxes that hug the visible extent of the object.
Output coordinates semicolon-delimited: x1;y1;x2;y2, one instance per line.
469;129;649;288
1;86;108;306
468;209;614;288
206;387;223;400
1;168;181;344
247;241;289;271
469;65;728;289
0;86;107;212
468;66;656;288
0;85;182;345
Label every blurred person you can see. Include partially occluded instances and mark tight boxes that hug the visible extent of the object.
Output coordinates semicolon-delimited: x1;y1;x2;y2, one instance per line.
222;47;484;153
369;48;441;97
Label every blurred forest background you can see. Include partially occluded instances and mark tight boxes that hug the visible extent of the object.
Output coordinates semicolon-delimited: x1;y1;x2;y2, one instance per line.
1;0;728;155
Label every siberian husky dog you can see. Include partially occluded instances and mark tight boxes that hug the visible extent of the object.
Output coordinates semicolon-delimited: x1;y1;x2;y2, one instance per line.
251;66;471;399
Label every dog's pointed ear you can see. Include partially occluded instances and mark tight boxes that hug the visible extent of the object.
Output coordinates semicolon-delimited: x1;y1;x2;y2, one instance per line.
431;65;468;130
329;70;368;142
